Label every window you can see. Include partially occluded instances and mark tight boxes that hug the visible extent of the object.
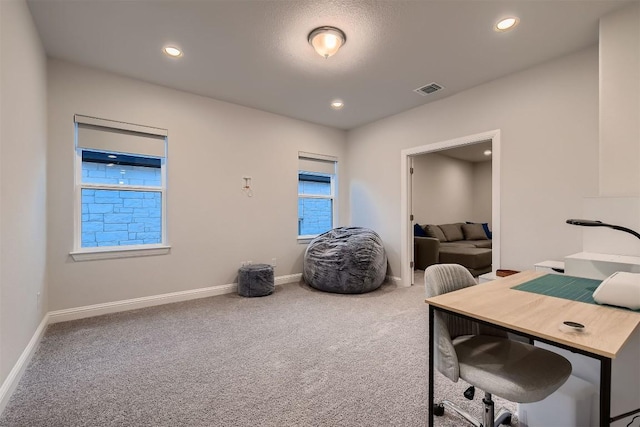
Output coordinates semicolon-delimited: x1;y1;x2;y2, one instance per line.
72;115;168;260
298;152;337;238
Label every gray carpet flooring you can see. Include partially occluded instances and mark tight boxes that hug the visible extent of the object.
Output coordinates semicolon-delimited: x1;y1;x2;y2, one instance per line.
0;274;517;426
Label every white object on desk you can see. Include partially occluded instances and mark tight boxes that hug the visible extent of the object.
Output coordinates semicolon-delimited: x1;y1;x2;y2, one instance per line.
593;271;640;310
564;252;640;280
534;260;565;275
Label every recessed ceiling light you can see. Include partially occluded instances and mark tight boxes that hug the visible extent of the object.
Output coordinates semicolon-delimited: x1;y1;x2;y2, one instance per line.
330;100;344;110
163;46;183;58
484;149;492;156
495;17;519;32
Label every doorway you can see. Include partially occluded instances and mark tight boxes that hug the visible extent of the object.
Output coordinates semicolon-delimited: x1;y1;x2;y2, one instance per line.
400;130;501;287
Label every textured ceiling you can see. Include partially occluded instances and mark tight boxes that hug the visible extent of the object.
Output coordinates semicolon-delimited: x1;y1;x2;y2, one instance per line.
438;140;493;163
27;0;631;130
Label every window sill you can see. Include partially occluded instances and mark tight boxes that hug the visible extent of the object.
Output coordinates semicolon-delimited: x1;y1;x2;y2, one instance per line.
70;245;171;261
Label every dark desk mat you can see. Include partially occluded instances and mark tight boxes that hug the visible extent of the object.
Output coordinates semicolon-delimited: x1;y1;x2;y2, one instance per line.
512;274;640;312
512;274;601;304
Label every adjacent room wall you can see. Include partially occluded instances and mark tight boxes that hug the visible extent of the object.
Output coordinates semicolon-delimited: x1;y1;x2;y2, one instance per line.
347;47;599;274
0;0;48;388
47;60;347;311
472;161;492;225
411;153;475;225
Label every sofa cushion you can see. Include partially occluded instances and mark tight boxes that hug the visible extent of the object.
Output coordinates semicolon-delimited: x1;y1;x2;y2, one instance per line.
439;223;465;242
414;223;428;237
439;247;492;269
425;224;447;242
462;223;488;241
441;240;492;249
482;223;492;239
466;221;492;239
441;240;477;248
441;241;477;248
468;240;492;249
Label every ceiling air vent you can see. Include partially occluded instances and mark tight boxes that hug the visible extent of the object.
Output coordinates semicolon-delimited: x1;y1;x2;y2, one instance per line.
413;82;444;96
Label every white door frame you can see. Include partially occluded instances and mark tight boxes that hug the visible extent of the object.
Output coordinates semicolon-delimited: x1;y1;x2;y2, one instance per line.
400;129;501;287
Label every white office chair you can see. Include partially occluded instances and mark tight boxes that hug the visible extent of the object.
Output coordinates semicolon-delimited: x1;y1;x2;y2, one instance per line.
425;264;572;427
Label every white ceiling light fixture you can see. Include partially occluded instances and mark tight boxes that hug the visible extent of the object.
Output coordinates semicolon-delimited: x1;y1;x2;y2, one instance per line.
162;45;183;58
330;99;344;110
484;149;492;156
308;26;346;59
495;17;519;32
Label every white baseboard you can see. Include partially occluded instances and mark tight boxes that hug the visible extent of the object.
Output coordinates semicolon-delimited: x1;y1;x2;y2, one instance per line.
0;313;49;414
275;273;302;286
386;275;404;286
49;273;303;324
48;284;236;324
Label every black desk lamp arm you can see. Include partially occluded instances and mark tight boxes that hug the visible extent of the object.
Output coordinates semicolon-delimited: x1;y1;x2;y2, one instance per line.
608;224;640;240
566;219;640;240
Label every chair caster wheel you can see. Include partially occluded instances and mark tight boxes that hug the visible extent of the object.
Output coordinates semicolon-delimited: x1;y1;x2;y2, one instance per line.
433;403;445;416
464;386;475;400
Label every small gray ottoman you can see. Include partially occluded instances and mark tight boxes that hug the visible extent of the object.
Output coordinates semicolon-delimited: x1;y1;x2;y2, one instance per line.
238;264;274;297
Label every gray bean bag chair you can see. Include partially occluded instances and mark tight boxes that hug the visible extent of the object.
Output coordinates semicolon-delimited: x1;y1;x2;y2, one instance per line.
303;227;387;294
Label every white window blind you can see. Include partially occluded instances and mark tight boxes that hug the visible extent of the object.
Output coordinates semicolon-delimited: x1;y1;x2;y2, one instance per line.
75;115;166;158
298;152;337;175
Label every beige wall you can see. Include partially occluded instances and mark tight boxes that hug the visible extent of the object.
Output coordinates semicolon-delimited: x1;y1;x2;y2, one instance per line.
47;60;347;311
472;161;492;225
411;153;475;225
599;2;640;196
0;0;48;385
347;47;600;274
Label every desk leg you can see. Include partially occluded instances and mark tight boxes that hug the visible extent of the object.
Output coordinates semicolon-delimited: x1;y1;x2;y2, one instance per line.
428;306;434;427
600;357;612;427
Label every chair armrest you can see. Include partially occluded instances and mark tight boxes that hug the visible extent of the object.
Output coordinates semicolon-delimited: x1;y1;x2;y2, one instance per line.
414;237;440;270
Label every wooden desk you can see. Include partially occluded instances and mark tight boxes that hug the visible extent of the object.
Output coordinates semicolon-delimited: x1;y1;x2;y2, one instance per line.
425;270;640;427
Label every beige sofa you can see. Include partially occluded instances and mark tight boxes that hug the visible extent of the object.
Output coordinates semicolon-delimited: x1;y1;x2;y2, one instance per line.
414;222;492;276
